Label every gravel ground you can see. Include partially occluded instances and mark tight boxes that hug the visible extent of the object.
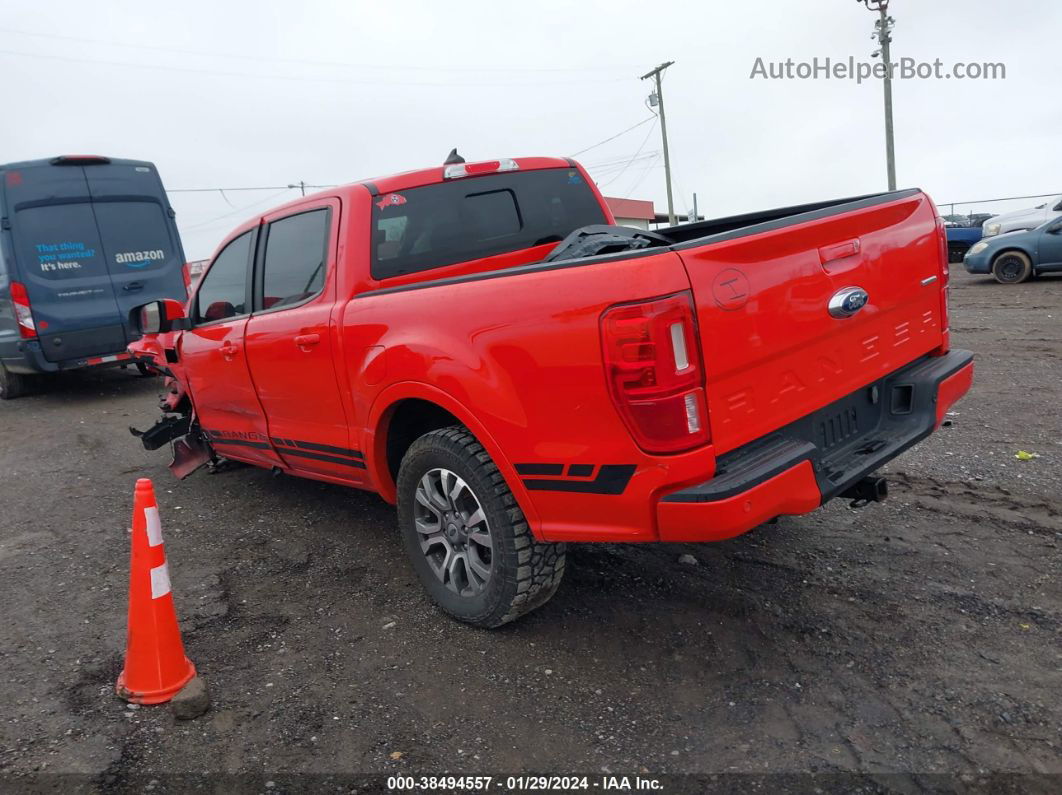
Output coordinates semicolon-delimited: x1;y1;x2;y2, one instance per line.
0;269;1059;791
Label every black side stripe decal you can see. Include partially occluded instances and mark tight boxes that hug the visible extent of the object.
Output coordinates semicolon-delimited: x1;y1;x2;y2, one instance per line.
205;430;365;468
275;447;367;469
271;438;364;459
515;463;564;476
519;464;637;496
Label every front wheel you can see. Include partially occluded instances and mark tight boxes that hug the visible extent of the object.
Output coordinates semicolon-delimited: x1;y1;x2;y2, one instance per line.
992;251;1033;284
396;426;566;628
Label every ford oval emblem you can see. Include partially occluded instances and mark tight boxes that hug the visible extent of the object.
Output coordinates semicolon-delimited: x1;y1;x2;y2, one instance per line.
828;287;869;318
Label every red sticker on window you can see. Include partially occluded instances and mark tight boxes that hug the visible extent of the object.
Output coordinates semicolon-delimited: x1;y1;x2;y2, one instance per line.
376;193;407;210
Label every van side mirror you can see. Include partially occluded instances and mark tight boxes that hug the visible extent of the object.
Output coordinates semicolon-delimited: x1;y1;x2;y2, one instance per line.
132;299;189;335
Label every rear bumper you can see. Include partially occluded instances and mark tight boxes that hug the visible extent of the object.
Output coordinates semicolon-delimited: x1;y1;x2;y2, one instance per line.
2;339;133;374
656;350;974;541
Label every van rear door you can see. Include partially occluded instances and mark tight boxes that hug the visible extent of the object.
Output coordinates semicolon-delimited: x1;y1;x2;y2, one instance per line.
84;162;187;337
5;165;127;362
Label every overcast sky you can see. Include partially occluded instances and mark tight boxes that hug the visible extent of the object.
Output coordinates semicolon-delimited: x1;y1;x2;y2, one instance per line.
3;0;1059;260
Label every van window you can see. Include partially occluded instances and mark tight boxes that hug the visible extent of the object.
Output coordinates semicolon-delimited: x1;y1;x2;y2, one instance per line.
194;232;252;324
93;201;176;274
259;209;329;310
11;203;108;281
370;167;606;279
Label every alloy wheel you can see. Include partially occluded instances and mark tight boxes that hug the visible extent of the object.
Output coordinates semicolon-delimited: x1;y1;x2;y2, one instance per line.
413;468;493;596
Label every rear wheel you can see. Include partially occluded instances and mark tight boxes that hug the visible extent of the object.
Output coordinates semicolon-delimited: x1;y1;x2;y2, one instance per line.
396;426;566;627
0;363;28;400
992;251;1033;284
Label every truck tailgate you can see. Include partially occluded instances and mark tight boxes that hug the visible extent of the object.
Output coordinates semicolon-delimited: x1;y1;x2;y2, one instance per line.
675;191;945;454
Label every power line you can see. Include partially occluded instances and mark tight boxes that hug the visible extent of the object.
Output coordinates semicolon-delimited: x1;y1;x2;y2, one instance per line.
588;157;658;178
178;189;294;231
601;121;658;188
569;117;656;158
624;153;662;199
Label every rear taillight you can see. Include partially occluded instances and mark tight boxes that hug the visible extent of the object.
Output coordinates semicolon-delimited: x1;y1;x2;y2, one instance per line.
182;263;192;294
935;216;951;347
600;291;709;453
9;281;36;339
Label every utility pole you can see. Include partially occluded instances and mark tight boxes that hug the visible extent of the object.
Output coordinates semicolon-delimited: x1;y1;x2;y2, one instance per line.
288;181;307;196
860;0;896;190
640;61;676;226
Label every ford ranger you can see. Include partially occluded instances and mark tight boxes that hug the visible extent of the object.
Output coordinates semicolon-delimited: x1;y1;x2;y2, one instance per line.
127;153;974;627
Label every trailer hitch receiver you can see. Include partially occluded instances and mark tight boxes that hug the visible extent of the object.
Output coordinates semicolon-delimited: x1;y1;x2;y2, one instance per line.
841;476;888;508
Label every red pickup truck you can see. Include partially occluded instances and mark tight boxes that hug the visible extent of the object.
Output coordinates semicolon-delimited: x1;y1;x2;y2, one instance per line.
129;154;973;627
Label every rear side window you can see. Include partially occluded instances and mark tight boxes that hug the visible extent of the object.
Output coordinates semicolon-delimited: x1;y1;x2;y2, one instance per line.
258;209;330;310
371;167;606;279
11;203;108;281
194;232;252;324
93;201;177;274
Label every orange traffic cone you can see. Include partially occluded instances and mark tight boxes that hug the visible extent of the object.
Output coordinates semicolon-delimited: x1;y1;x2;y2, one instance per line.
116;478;196;704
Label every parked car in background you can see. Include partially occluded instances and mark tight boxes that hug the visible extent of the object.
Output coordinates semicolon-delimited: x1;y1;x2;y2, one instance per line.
982;195;1062;238
127;154;971;627
964;215;1062;283
945;223;984;263
0;155;188;398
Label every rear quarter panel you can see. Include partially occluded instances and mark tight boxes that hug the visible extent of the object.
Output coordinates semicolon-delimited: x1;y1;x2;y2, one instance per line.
341;249;710;541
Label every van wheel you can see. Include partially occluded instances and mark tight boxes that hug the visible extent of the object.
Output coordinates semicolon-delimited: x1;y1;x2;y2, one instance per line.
0;363;28;400
992;251;1033;284
396;426;566;628
135;362;157;377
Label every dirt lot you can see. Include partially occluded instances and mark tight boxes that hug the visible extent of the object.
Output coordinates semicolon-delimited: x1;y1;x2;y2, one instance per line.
0;269;1059;791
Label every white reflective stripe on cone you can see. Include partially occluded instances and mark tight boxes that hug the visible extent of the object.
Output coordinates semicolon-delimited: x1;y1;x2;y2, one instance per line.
144;506;163;547
150;563;171;599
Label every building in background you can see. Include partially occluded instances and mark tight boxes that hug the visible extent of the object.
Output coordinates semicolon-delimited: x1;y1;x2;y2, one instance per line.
604;197;656;230
604;197;703;229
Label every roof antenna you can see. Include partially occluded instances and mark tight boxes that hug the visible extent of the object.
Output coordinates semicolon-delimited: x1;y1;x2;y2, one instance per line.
444;148;465;165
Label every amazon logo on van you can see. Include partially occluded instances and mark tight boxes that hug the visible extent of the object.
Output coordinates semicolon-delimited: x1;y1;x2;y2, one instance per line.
115;249;166;267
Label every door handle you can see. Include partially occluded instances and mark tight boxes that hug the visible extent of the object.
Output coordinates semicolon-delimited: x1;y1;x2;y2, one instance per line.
220;340;239;361
123;281;144;292
294;333;321;349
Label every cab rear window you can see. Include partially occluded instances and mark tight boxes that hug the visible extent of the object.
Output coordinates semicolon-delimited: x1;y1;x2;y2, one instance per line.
371;167;606;280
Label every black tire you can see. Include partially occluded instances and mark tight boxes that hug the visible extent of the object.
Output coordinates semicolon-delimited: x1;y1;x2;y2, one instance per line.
948;245;967;264
135;362;157;377
396;426;565;628
0;362;28;400
991;251;1033;284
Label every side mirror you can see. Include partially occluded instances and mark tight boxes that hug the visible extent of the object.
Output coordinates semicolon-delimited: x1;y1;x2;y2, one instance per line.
131;299;189;335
